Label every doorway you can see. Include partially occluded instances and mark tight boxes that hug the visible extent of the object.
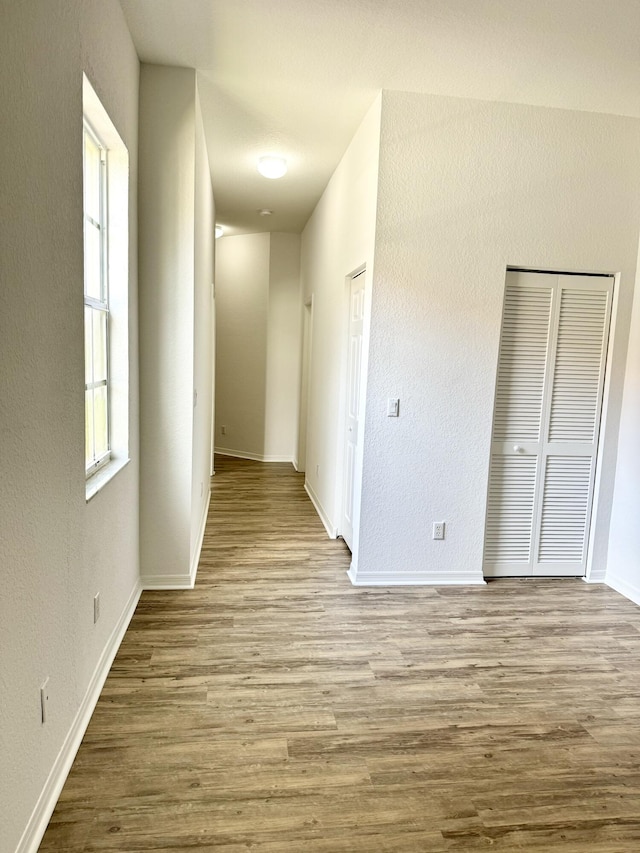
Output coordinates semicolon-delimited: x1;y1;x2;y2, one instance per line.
340;269;366;551
484;269;613;577
296;299;313;473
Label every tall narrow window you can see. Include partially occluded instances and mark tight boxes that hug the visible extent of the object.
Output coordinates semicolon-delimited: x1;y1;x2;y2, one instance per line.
83;73;129;500
83;122;110;475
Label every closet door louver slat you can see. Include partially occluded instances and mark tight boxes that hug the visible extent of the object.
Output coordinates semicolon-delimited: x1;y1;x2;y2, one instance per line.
492;287;552;443
538;456;592;563
548;289;609;443
485;455;538;564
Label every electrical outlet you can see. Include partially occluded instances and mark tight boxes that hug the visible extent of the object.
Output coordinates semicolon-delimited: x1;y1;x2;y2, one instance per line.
94;592;100;624
221;425;226;435
432;522;445;540
40;678;50;724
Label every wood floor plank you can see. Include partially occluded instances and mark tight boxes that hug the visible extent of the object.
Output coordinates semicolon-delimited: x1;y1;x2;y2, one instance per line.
39;454;640;851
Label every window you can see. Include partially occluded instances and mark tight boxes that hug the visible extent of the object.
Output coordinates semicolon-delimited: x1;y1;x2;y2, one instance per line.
83;122;110;475
83;74;130;499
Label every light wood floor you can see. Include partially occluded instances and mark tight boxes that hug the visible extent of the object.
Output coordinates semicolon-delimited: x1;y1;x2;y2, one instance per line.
40;456;640;851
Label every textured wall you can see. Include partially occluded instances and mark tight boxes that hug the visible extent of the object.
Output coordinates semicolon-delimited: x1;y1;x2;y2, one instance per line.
138;65;214;585
607;254;640;601
354;90;640;583
300;96;382;533
138;64;195;583
214;233;271;458
265;233;302;460
191;89;215;563
0;1;140;850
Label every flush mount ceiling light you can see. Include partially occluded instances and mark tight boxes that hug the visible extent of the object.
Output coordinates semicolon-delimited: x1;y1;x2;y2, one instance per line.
258;209;273;217
257;155;287;179
215;225;224;238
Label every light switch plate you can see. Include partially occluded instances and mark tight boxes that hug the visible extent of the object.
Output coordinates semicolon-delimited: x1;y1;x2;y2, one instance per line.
387;398;400;417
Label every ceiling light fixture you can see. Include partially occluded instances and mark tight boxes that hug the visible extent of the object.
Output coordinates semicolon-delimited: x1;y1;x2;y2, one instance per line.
257;155;287;179
215;225;224;238
258;209;273;217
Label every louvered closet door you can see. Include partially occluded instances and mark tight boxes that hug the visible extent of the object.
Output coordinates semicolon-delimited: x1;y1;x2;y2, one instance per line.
484;271;613;577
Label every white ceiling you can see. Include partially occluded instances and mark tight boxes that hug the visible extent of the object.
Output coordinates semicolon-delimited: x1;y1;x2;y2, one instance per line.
120;0;640;236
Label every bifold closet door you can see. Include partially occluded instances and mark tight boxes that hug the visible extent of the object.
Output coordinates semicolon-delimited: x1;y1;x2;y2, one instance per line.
484;270;613;577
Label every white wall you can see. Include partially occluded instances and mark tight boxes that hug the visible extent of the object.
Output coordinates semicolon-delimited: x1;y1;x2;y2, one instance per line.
300;95;382;536
214;232;301;462
139;64;194;584
191;86;215;565
265;233;302;460
607;255;640;604
352;90;640;584
0;2;140;851
215;233;270;458
138;65;214;588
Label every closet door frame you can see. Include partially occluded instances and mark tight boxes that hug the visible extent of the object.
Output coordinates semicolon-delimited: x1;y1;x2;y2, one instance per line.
484;268;616;579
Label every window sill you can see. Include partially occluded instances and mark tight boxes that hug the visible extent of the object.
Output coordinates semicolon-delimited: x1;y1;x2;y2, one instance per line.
86;456;130;502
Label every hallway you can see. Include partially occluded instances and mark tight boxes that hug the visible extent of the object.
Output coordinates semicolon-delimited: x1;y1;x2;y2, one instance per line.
40;457;640;851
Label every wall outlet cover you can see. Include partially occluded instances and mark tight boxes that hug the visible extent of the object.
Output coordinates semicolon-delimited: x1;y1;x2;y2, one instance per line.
432;522;445;540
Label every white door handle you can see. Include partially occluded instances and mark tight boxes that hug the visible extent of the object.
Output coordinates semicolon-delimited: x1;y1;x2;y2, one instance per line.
513;445;523;453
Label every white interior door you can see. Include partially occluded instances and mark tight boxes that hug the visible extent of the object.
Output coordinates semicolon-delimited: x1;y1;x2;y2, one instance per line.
484;270;613;578
341;270;365;551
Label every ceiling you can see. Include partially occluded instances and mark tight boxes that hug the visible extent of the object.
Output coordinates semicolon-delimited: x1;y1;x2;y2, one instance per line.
120;0;640;236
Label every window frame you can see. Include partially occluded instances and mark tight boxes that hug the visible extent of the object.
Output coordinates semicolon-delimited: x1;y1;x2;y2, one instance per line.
83;73;130;502
83;119;111;478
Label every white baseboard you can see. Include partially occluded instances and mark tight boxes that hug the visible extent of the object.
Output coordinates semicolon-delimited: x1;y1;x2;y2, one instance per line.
585;558;606;582
190;488;210;585
214;447;293;463
348;568;486;586
606;573;640;608
17;579;142;853
142;573;195;590
304;481;337;538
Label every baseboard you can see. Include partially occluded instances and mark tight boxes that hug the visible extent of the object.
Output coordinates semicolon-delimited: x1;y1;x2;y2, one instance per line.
16;579;142;853
190;488;210;586
304;481;337;538
606;573;640;608
347;569;487;586
214;447;294;463
142;573;196;590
